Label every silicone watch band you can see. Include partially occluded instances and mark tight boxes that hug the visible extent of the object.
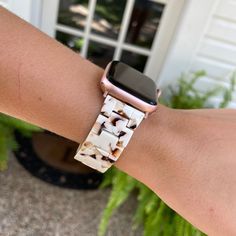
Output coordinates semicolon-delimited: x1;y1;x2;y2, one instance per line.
74;95;145;173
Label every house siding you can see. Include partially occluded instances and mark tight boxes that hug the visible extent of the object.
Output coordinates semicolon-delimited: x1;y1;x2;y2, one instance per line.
190;0;236;107
191;1;236;78
159;0;236;108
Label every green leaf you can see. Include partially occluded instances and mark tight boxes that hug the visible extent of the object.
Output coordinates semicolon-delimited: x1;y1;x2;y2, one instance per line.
99;167;116;189
0;113;42;170
133;185;153;228
0;125;9;171
98;170;137;236
0;114;42;135
219;72;236;108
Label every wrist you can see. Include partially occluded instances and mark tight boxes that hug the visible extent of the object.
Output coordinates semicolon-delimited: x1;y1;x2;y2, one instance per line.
115;104;185;190
74;61;161;172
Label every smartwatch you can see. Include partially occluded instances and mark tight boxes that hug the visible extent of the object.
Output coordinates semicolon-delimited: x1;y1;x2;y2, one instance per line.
74;61;161;173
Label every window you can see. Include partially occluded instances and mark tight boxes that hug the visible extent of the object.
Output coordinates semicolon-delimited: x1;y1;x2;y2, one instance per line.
54;0;166;72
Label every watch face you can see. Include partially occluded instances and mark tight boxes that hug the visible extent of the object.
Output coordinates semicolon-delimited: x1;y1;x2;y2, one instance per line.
107;61;157;105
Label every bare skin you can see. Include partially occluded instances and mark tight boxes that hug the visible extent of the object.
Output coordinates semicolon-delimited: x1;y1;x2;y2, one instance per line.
1;7;236;235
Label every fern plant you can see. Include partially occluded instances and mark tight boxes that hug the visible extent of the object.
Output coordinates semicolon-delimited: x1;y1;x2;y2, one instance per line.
0;114;42;171
98;71;236;236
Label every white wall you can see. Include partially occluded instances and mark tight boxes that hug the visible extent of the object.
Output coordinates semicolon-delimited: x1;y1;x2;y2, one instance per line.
0;0;42;27
0;0;9;9
159;0;236;107
0;0;32;22
190;0;236;84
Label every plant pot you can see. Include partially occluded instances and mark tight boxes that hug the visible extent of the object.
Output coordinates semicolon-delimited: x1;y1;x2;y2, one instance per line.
14;131;103;189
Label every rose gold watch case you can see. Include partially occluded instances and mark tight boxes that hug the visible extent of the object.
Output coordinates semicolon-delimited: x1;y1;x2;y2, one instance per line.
101;62;161;118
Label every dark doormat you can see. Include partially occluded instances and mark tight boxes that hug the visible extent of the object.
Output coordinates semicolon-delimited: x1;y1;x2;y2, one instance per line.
14;131;103;190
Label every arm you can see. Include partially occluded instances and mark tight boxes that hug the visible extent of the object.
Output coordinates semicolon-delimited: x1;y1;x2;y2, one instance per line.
1;7;236;235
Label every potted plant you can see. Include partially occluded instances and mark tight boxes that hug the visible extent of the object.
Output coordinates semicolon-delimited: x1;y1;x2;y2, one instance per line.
0;112;103;190
14;130;103;189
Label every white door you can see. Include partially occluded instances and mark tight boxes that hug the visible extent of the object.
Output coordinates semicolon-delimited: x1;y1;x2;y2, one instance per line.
40;0;185;83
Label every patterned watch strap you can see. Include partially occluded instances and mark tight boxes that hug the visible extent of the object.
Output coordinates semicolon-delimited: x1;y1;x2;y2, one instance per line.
74;95;145;173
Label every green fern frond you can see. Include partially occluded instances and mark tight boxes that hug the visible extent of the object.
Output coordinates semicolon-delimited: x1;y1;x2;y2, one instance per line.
99;167;116;189
98;170;137;236
0;129;8;171
0;113;42;170
0;113;42;136
133;184;153;228
219;72;236;108
0;124;12;171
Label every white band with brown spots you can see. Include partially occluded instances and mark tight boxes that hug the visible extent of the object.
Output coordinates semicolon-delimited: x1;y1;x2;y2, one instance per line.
74;95;145;173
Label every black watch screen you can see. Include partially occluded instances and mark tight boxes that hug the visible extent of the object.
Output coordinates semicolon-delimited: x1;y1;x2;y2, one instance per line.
107;61;157;105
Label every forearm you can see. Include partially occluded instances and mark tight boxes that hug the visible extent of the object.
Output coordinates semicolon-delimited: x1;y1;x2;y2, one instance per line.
0;8;178;185
0;8;169;184
0;8;173;175
1;8;236;236
0;7;105;143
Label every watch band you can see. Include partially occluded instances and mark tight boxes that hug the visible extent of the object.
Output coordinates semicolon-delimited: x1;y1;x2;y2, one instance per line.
74;94;145;173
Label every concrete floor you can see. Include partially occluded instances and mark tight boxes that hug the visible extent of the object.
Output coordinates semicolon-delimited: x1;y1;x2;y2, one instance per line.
0;154;141;236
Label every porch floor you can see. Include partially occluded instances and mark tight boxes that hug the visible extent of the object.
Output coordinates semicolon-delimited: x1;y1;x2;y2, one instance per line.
0;154;141;236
